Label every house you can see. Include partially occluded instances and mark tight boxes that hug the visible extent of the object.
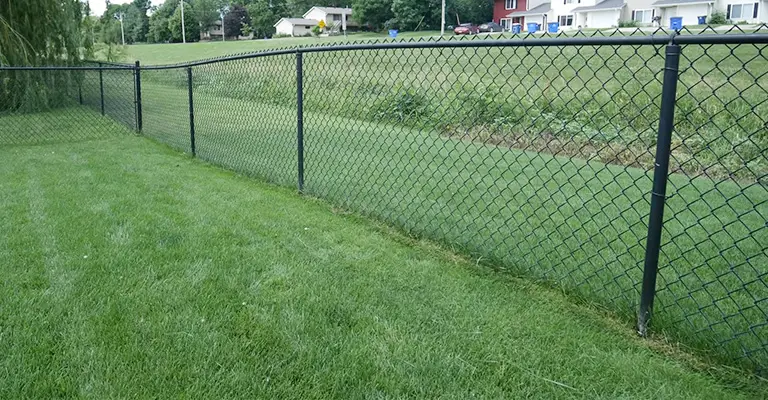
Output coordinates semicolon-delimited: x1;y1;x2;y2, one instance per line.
496;0;766;30
201;21;224;40
571;0;626;28
495;0;527;29
201;20;254;40
494;0;552;30
274;18;319;37
303;6;358;32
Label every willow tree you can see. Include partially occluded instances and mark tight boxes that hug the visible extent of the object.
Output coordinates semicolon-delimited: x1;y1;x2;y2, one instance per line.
0;0;86;65
1;0;88;111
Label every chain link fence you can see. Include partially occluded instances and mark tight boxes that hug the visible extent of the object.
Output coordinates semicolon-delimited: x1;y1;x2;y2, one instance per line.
1;28;766;375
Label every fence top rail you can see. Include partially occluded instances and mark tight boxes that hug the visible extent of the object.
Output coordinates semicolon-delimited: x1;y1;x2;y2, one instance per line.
0;65;135;71
133;33;768;70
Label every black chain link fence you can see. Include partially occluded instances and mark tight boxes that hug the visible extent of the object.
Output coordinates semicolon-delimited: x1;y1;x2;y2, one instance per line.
1;27;766;375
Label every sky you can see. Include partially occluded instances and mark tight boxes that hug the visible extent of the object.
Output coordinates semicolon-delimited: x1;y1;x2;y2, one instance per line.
87;0;164;17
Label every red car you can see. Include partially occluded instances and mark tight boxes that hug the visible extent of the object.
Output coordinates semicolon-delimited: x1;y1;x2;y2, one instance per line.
454;23;479;35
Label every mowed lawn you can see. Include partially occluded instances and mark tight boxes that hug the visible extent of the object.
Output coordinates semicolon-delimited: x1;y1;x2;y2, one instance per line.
124;76;767;373
0;110;762;398
122;31;445;64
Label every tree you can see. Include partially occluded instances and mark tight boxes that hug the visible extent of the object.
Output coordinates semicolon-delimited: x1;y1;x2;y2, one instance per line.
1;0;88;111
148;0;178;43
223;4;250;38
192;0;224;34
245;0;288;39
128;0;151;42
148;14;172;43
449;0;493;24
351;0;393;30
168;1;199;42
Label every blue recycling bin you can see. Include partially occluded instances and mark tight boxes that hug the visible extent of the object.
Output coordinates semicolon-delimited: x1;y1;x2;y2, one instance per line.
511;23;522;34
547;22;560;33
388;29;398;38
527;23;539;33
697;15;707;24
670;17;683;30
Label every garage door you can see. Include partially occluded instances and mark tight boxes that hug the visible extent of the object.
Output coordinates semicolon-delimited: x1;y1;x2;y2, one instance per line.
588;10;618;28
674;4;709;25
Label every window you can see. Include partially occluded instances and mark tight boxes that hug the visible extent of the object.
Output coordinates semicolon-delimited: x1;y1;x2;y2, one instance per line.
559;15;574;26
632;9;654;23
332;14;342;21
500;18;512;30
512;17;522;24
728;3;758;19
564;0;581;4
505;0;517;9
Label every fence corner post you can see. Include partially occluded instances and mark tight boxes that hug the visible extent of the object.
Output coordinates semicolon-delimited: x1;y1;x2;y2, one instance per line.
296;50;305;194
134;60;143;133
187;66;196;157
98;62;105;116
638;40;681;337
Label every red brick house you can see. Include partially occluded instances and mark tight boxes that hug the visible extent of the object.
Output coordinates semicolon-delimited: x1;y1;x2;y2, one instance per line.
493;0;528;30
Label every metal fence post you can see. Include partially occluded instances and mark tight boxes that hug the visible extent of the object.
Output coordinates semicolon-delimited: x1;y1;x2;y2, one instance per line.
296;51;305;193
98;62;105;116
134;60;143;132
187;67;196;156
637;40;681;337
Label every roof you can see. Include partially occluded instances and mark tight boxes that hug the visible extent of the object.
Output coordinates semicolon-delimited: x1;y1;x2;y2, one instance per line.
571;0;626;12
303;6;353;17
652;0;713;5
273;18;319;28
506;3;550;16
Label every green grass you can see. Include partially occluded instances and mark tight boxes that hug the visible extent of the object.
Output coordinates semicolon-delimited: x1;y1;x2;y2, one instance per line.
12;30;767;374
123;31;444;64
0;109;764;398
85;65;767;374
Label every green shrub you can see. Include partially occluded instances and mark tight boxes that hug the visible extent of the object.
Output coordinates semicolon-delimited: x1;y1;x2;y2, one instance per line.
311;25;321;36
370;89;429;123
618;20;639;28
708;11;728;25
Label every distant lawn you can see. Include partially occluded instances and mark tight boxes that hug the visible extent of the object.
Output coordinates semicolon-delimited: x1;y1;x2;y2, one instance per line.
121;31;444;64
0;110;762;398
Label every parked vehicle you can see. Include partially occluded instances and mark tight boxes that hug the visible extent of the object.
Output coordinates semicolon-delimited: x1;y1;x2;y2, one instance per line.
454;23;479;35
478;22;504;33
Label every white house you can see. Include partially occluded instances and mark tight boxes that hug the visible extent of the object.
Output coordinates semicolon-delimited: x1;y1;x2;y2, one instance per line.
274;18;319;36
652;0;713;25
303;6;358;31
542;0;765;29
571;0;626;28
506;1;553;30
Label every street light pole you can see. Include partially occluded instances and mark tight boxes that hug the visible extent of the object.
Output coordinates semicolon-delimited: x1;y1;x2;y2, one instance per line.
441;0;446;36
181;0;187;43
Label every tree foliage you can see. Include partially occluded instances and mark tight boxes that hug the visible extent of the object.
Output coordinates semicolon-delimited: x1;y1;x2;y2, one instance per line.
351;0;393;30
223;4;250;37
0;0;86;66
169;1;199;42
351;0;493;31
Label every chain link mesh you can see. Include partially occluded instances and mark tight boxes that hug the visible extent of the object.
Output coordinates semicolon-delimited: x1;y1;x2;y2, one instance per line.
1;28;766;375
0;67;135;144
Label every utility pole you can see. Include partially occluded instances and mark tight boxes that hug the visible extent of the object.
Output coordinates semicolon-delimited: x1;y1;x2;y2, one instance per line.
220;10;226;42
115;13;125;45
180;0;187;43
441;0;446;36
